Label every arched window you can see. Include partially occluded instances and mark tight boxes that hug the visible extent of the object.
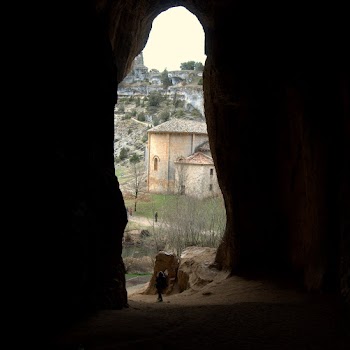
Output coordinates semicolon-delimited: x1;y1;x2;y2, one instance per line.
154;157;159;171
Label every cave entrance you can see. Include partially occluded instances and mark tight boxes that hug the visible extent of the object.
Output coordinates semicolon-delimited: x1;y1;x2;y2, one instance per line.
113;6;226;285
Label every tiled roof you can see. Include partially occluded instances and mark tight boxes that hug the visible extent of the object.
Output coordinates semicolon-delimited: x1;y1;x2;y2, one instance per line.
148;119;207;134
195;140;211;152
175;152;213;165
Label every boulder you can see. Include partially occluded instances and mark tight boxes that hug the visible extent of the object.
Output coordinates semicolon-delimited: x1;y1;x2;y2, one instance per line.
143;251;180;295
177;246;225;292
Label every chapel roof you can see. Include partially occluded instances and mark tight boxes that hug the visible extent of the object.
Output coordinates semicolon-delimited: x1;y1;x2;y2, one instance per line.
175;152;214;165
148;119;207;134
195;140;211;152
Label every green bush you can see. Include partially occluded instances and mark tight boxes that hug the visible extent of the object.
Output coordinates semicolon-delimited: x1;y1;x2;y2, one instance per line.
122;113;132;120
191;108;202;118
119;147;129;161
173;108;185;118
153;116;160;126
159;110;170;122
147;106;159;115
137;112;146;121
129;154;141;163
174;99;184;108
161;69;172;89
148;91;163;107
117;103;125;113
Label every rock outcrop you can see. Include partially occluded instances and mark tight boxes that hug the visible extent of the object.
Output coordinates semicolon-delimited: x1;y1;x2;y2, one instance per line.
118;52;204;116
143;250;180;295
177;246;230;292
143;247;230;296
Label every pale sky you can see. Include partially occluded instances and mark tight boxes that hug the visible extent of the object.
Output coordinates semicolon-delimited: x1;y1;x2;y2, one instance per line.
142;6;206;72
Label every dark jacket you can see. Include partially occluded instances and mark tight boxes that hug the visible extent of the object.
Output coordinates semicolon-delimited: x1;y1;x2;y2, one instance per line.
155;272;167;291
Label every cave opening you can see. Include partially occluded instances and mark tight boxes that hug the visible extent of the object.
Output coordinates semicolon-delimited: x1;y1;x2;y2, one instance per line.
113;6;226;287
25;2;348;347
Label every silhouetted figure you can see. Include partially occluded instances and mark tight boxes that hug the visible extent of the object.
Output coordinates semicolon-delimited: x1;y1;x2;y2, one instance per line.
155;271;167;302
154;211;158;222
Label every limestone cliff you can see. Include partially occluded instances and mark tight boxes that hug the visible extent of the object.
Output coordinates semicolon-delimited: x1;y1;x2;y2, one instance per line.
117;52;204;116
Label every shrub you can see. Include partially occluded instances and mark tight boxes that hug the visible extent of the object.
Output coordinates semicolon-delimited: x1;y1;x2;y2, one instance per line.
137;112;146;121
191;108;202;118
117;103;125;113
173;108;185;118
159;110;170;122
152;195;226;257
129;154;141;163
122;113;132;120
153;116;160;126
148;91;163;107
147;106;159;115
174;99;184;109
119;147;129;160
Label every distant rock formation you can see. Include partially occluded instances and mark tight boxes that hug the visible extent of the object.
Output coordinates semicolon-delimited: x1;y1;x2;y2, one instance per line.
118;52;204;116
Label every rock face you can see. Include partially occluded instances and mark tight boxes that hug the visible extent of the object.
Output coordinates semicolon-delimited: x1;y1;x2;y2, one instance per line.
177;246;229;292
24;0;349;342
143;251;180;295
143;247;230;296
118;54;205;116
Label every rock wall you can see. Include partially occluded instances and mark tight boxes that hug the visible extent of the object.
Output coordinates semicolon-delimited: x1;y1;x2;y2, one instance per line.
23;1;349;341
119;68;204;116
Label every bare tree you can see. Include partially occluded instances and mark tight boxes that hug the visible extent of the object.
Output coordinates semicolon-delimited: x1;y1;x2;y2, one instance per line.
174;159;189;195
150;216;167;252
124;157;147;212
160;194;226;256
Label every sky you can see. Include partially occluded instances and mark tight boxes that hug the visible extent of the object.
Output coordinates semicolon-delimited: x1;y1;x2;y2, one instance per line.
142;6;206;72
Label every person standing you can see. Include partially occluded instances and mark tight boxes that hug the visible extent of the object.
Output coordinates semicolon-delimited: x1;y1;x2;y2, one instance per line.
155;271;167;302
154;211;158;223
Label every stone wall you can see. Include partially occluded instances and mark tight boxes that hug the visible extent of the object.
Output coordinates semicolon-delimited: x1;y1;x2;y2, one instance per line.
148;132;208;193
175;163;220;198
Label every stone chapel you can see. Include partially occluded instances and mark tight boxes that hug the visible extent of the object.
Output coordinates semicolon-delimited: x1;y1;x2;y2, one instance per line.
146;119;220;198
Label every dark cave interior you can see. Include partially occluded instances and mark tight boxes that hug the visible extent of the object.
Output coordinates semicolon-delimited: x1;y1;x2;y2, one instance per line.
18;0;349;346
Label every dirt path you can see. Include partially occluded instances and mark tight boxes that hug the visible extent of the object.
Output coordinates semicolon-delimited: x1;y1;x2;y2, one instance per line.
130;117;151;127
126;276;151;293
52;275;349;349
127;214;162;228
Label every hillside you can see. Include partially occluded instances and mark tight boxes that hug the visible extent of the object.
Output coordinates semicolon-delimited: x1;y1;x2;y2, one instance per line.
114;53;205;191
114;91;204;163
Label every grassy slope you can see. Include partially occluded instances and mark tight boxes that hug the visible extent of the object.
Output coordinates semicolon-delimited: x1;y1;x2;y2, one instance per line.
123;193;180;219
